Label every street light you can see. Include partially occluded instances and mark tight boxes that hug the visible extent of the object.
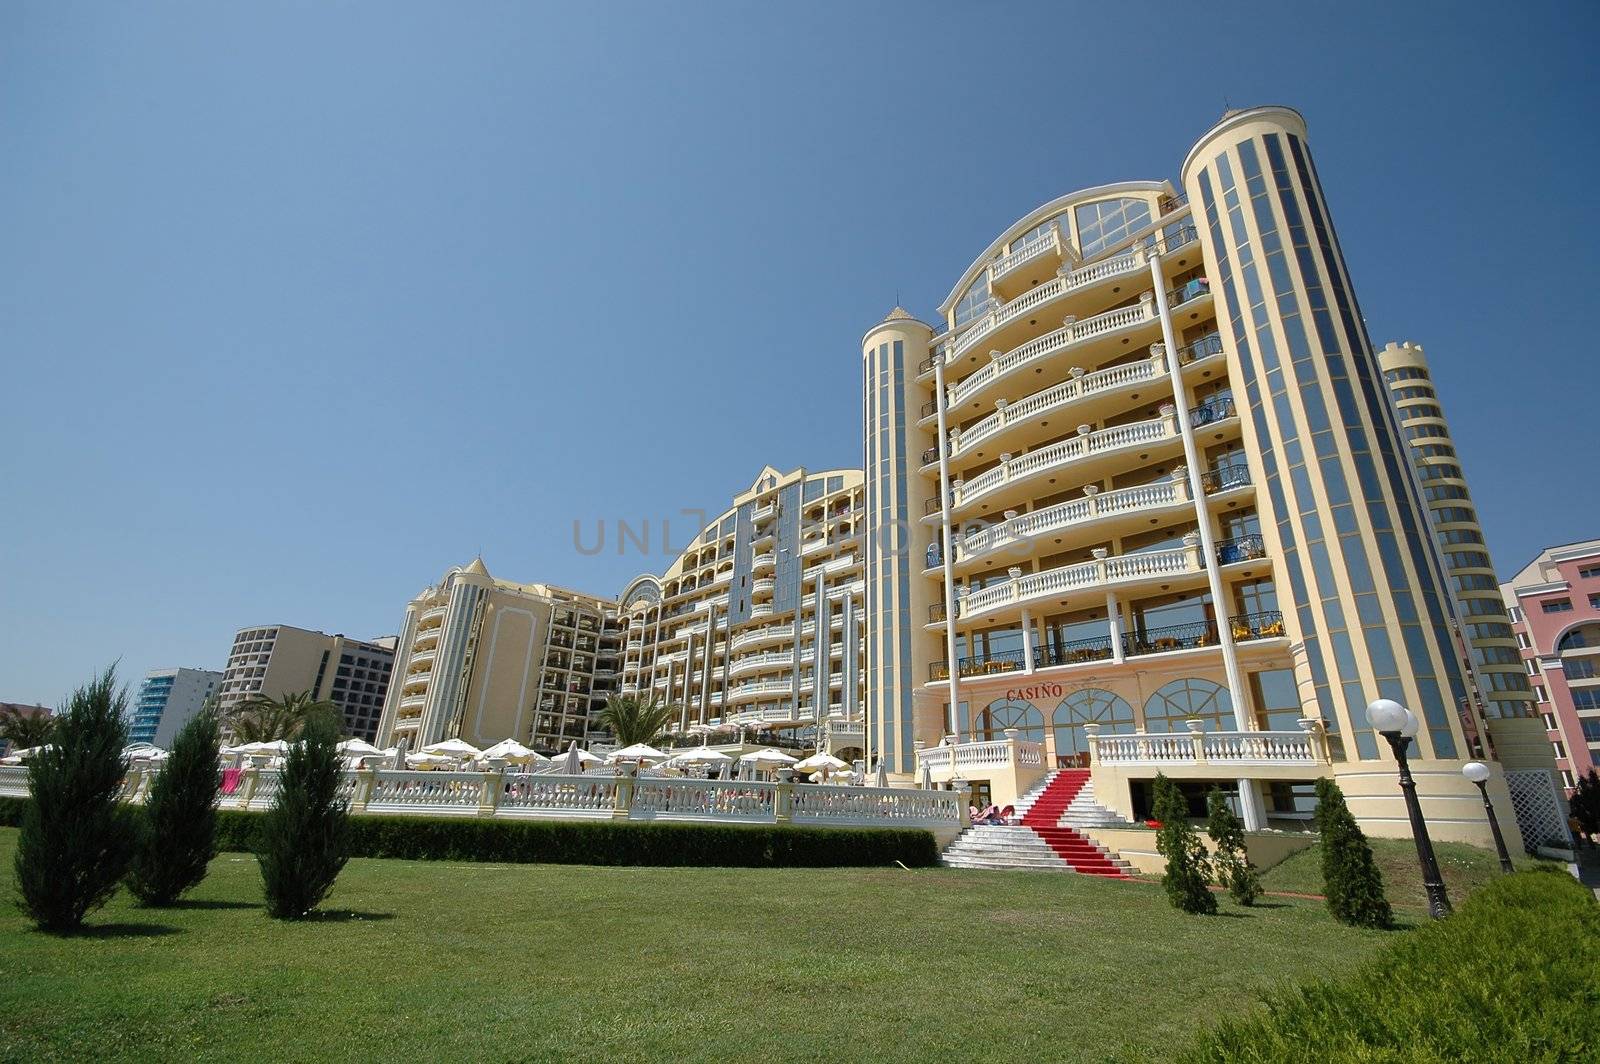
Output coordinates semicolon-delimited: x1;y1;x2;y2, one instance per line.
1365;698;1453;919
1462;761;1515;874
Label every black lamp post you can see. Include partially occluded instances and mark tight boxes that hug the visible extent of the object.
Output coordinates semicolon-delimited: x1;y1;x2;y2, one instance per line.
1365;699;1453;919
1463;761;1516;874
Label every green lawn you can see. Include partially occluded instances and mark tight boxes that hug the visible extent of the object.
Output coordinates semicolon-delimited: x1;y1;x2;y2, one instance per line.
0;827;1395;1063
1259;837;1553;914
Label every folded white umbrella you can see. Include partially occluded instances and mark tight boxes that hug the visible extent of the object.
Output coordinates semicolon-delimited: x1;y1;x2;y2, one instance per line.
717;758;733;781
421;738;482;758
607;743;668;763
874;760;889;788
406;751;454;769
479;739;545;764
918;759;933;788
336;739;386;757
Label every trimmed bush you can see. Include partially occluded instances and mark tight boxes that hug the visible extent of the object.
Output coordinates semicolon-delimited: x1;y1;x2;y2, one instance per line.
1176;868;1600;1062
1153;773;1215;915
0;797;27;828
1314;777;1392;929
215;809;940;868
127;709;222;906
257;714;350;919
14;667;139;931
1206;788;1261;906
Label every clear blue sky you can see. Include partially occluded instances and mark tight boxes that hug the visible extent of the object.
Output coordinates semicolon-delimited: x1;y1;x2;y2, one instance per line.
3;2;1596;707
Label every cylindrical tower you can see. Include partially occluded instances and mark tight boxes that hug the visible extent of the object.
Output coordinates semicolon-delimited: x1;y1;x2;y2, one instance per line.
418;557;494;743
863;309;942;774
1181;108;1474;764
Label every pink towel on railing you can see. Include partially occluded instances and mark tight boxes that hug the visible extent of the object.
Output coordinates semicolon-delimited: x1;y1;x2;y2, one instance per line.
221;768;242;795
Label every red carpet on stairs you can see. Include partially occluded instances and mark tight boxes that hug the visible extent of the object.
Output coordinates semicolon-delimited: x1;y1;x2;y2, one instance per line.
1019;770;1127;878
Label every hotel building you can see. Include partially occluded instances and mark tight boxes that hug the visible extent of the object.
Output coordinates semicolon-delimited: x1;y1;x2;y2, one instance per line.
375;559;624;753
218;624;396;741
863;105;1559;851
129;667;222;747
1503;538;1600;792
617;465;867;760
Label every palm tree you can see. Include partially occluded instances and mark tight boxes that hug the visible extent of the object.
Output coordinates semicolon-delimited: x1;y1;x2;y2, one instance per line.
224;692;341;744
0;704;55;752
596;695;676;747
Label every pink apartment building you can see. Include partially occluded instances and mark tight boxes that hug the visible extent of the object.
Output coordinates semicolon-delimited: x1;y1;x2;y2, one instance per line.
1503;538;1600;791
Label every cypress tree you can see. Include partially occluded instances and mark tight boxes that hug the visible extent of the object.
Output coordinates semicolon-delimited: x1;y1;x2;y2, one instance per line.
14;667;139;931
1152;773;1216;915
1206;787;1262;906
257;712;350;919
127;707;222;905
1314;777;1392;929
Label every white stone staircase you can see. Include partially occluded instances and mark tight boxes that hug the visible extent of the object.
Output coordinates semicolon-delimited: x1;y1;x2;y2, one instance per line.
940;771;1136;874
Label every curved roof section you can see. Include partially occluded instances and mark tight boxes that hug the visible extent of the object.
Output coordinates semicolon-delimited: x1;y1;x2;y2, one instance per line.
1179;105;1307;180
619;573;663;610
937;180;1171;316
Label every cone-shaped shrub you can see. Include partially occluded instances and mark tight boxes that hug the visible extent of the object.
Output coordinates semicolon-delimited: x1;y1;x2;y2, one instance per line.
127;708;221;905
1153;773;1215;915
14;667;138;931
257;712;350;919
1314;777;1392;929
1206;787;1262;906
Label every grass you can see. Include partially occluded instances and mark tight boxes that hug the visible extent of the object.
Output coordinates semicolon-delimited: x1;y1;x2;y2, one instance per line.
1258;837;1552;913
0;827;1396;1063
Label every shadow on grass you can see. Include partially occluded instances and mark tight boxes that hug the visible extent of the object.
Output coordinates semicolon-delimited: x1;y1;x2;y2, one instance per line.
1247;901;1293;911
56;922;184;939
164;898;263;911
301;910;395;923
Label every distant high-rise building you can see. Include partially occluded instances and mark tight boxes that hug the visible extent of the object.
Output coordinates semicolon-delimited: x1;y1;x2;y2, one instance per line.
218;624;395;741
376;559;623;753
129;668;222;747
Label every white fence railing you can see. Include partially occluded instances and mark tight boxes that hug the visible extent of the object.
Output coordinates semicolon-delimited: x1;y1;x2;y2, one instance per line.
0;763;962;830
1089;726;1330;767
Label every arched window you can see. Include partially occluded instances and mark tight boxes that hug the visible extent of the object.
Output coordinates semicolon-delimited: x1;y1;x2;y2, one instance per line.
1557;624;1599;653
976;698;1044;742
1075;197;1153;258
953;276;993;329
1144;678;1233;732
1051;689;1135;765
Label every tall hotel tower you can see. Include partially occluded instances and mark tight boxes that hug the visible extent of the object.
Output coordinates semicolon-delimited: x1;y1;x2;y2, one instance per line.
865;106;1555;846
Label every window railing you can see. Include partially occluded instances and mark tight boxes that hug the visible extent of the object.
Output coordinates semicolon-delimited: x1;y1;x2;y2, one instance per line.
1215;534;1267;565
1190;396;1236;427
1200;463;1251;493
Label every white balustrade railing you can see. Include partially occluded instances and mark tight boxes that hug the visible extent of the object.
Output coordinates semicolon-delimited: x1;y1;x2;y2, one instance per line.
950;254;1152;364
1090;729;1329;767
987;227;1060;284
960;546;1196;619
630;778;778;822
0;764;964;829
953;414;1176;511
731;623;794;651
957;479;1186;563
951;351;1166;460
914;735;1046;778
949;301;1156;408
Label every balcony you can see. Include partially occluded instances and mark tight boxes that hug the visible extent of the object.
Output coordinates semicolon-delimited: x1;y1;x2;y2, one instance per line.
946;300;1159;413
752;577;776;599
417;604;447;629
729;651;792;677
987;224;1065;292
939;412;1186;520
729;677;794;703
953;543;1204;626
916;735;1047;782
398;692;427;712
731;623;793;652
407;649;437;672
928;612;1286;681
752;550;776;571
753;501;777;522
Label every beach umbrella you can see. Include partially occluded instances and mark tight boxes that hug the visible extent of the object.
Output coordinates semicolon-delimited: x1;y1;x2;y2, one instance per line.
234;740;290;756
794;752;848;780
666;746;732;769
607;743;668;764
406;751;453;770
421;738;482;759
918;759;933;789
336;739;386;758
874;759;889;788
739;748;798;767
479;739;544;764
